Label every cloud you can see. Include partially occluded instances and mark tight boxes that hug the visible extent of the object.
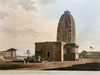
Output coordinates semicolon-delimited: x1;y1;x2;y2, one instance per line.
39;0;57;4
0;0;37;19
0;0;36;11
0;27;38;38
0;0;57;20
0;11;9;19
13;0;37;11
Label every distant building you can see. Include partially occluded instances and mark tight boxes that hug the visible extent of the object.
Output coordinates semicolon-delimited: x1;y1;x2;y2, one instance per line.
35;10;79;61
79;51;100;58
0;48;17;60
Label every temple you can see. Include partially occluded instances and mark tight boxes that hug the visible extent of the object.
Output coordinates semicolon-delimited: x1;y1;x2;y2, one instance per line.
35;10;79;61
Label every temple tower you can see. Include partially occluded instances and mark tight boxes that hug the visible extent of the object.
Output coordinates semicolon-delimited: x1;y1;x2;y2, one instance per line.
57;10;76;43
57;10;79;61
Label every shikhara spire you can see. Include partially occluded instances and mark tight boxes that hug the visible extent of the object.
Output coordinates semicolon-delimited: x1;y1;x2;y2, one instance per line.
57;10;76;43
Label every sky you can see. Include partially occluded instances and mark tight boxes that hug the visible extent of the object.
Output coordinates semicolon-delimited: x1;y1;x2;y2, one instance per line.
0;0;100;56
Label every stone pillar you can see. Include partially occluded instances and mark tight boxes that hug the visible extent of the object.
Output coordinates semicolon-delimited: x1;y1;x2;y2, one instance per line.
61;44;64;61
61;42;66;61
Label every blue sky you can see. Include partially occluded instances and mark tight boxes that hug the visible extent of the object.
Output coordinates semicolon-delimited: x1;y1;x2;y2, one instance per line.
40;0;100;51
0;0;100;56
40;0;100;39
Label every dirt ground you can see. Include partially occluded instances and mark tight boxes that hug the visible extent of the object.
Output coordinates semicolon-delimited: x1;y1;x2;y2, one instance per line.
44;62;100;71
0;58;100;70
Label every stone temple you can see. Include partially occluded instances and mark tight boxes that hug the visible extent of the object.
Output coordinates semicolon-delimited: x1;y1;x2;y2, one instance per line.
35;10;79;61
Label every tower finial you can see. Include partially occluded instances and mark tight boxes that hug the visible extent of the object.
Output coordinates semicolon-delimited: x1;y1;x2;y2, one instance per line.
64;10;70;14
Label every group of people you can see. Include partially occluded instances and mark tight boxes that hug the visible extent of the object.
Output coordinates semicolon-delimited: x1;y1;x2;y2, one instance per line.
36;56;41;63
36;56;48;63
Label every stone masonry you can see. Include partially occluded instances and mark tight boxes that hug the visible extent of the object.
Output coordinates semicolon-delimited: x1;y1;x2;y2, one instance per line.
35;42;62;61
57;10;76;43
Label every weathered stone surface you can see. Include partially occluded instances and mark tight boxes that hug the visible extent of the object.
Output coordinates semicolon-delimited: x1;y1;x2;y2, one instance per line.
57;10;76;43
35;42;62;61
64;43;79;61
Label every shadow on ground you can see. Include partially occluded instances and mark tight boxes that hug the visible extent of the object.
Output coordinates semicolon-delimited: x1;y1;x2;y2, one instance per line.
44;62;100;71
0;64;31;70
0;62;100;71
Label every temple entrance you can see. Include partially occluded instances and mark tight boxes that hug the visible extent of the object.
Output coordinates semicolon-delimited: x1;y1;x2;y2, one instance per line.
48;52;50;58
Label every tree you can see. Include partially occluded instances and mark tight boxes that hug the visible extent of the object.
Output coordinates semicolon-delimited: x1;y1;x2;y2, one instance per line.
26;50;31;57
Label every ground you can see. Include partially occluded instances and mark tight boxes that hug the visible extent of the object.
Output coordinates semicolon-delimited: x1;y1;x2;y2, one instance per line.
0;58;100;70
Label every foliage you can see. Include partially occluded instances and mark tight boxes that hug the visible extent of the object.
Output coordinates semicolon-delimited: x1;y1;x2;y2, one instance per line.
24;56;35;63
26;50;31;56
